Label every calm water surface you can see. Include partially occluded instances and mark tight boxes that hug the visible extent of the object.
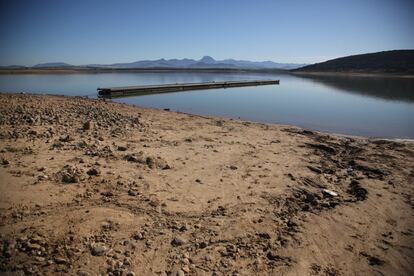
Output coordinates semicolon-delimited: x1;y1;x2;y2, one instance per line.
0;72;413;138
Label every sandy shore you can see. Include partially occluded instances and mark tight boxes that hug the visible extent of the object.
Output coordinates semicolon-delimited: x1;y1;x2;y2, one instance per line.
0;93;413;275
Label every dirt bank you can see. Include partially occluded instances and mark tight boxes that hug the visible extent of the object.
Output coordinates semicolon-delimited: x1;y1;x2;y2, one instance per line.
0;93;413;275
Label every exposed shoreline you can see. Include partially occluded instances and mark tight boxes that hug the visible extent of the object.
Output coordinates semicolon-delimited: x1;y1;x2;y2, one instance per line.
1;93;413;275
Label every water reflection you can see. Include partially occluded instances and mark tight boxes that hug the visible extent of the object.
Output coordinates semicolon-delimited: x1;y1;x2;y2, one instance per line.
294;73;414;102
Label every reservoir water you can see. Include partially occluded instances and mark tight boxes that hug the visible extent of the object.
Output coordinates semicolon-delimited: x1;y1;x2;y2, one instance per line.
0;72;413;138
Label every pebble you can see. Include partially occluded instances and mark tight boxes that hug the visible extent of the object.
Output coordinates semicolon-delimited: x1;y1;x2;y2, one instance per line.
91;243;107;256
322;189;338;197
117;146;128;151
37;174;49;180
179;224;188;232
133;232;143;240
176;269;185;276
34;256;46;262
83;121;93;130
54;257;67;264
198;241;208;248
171;236;187;247
1;158;10;165
87;167;101;176
181;266;190;273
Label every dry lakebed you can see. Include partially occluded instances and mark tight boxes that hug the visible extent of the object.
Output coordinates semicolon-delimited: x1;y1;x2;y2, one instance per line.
0;93;413;275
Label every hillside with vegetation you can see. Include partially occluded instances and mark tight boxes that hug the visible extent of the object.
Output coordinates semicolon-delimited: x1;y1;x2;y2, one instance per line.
294;50;414;74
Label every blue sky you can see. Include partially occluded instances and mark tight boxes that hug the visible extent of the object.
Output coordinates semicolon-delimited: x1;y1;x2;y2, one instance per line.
0;0;413;66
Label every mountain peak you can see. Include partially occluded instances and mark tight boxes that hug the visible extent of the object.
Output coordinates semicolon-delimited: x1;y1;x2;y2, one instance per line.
199;56;216;63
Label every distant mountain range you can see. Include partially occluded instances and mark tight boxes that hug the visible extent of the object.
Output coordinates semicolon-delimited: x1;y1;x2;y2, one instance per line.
4;51;413;73
6;56;306;70
293;50;414;74
33;62;73;68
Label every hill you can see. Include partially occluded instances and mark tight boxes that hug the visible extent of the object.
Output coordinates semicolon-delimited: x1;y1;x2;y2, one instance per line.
294;50;414;74
33;62;73;68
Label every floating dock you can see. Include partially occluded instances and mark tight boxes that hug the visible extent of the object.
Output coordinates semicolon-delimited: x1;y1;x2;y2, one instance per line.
98;79;279;98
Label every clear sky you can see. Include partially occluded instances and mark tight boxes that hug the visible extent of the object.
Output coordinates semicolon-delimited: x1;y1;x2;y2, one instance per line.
0;0;413;66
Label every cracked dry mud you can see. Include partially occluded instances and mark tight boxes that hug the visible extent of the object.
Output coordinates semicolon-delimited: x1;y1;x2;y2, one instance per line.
0;93;413;275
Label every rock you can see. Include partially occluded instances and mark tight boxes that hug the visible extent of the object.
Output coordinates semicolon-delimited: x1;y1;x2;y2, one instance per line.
287;219;299;229
322;189;338;197
128;190;137;196
133;232;143;240
176;269;185;276
101;191;114;197
179;224;188;232
59;134;72;142
1;158;10;165
195;179;202;184
124;154;141;163
257;232;271;239
117;145;128;151
304;192;316;204
83;121;93;130
348;180;368;201
286;173;295;181
27;242;42;250
229;165;238;170
266;251;283;261
60;165;82;183
87;167;100;176
198;241;208;248
28;129;37;135
307;143;337;155
171;237;187;247
62;174;79;183
35;256;46;262
146;157;155;168
368;256;385;266
307;165;322;174
37;174;49;181
126;272;135;276
54;257;67;264
91;243;107;256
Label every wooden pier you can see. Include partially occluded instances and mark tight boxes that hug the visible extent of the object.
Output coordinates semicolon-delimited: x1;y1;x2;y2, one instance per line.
98;79;279;98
